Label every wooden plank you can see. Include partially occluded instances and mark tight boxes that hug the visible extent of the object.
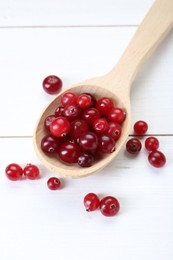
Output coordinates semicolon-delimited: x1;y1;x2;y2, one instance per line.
0;27;172;136
0;0;154;26
0;135;172;260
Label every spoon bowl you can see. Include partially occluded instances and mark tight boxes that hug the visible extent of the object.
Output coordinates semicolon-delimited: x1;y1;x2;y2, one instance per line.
33;0;173;177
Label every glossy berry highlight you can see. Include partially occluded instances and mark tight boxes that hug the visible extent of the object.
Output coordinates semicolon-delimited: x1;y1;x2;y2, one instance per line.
100;196;120;217
42;75;62;94
5;163;23;181
83;193;100;211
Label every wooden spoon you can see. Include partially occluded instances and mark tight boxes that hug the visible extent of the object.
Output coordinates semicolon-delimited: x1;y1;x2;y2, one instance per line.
33;0;173;178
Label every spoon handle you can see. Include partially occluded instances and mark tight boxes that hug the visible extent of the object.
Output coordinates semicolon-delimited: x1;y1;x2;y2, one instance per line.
108;0;173;93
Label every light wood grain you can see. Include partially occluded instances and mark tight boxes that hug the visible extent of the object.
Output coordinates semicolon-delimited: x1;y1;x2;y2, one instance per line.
33;0;173;178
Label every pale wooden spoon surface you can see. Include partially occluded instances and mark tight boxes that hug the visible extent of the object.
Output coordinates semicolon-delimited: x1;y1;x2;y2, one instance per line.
33;0;173;178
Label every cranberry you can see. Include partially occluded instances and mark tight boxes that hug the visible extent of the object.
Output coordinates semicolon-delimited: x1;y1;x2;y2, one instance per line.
41;135;60;153
23;164;40;180
58;142;81;163
63;104;81;121
70;119;89;140
126;138;142;154
47;177;61;190
5;163;23;181
42;75;62;94
100;196;120;217
78;153;94;167
96;97;114;115
148;150;166;168
134;120;148;135
61;91;78;106
54;106;64;117
93;118;109;134
108;107;126;124
98;134;115;153
83;193;100;211
82;107;100;125
106;122;122;141
84;93;97;107
145;136;159;151
44;115;57;131
78;132;98;152
77;93;92;109
50;116;71;137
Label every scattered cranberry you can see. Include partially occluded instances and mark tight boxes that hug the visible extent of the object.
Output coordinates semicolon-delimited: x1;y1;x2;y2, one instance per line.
100;196;120;217
78;153;94;167
77;93;92;109
61;91;78;106
47;177;61;190
42;75;62;94
148;150;166;168
23;164;40;180
145;136;159;152
83;193;100;211
126;138;142;154
5;163;23;181
50;116;71;137
58;142;81;163
108;107;126;124
134;120;148;135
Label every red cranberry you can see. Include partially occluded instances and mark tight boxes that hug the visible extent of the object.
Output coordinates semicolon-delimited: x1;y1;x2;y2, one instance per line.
23;164;40;180
70;119;89;140
145;136;159;151
44;115;57;131
100;196;120;217
108;107;126;124
106;122;122;141
41;135;60;153
93;118;109;134
47;177;61;190
54;106;64;117
148;150;166;168
50;116;71;137
126;138;142;154
5;163;23;181
58;142;81;163
96;97;114;115
77;93;92;109
98;134;115;153
42;75;62;94
82;107;100;125
134;120;148;135
78;153;94;167
78;132;98;152
63;104;81;121
83;193;100;211
61;91;78;106
84;93;97;107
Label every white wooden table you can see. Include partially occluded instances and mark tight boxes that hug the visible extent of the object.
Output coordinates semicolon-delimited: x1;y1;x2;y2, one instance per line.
0;1;173;259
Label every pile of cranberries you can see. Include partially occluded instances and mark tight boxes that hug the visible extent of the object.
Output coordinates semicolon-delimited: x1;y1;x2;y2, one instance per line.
125;120;166;168
41;91;126;167
83;193;120;217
